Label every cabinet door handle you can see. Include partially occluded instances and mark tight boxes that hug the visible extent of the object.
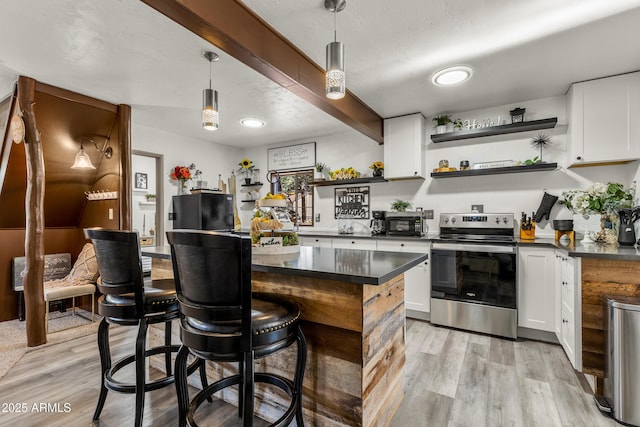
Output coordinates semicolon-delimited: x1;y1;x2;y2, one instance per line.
562;319;569;323
576;156;582;160
400;243;405;247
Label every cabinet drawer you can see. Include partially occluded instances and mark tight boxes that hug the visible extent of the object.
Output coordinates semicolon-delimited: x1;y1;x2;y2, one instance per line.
300;236;332;247
376;240;429;253
331;238;377;250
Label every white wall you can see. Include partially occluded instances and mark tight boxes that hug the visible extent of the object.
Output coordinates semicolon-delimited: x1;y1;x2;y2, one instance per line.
240;95;640;238
132;122;242;234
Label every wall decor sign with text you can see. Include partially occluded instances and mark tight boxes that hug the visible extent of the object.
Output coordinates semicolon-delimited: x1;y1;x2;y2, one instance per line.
268;142;316;171
334;186;370;219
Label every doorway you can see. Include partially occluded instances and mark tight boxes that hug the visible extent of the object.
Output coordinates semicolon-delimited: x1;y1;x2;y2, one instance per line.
131;150;164;246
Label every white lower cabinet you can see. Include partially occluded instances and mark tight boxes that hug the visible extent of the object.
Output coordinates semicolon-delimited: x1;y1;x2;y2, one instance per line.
555;250;580;369
377;240;430;316
299;236;332;248
518;247;556;332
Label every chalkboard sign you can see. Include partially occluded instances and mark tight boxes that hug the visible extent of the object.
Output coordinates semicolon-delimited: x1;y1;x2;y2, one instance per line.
267;142;316;171
12;253;72;292
334;186;370;219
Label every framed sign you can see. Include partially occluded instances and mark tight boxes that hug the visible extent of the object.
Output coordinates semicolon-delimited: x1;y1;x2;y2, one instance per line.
334;186;370;219
268;142;316;171
134;172;148;189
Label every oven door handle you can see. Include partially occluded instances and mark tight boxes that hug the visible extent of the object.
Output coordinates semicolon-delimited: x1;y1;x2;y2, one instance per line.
431;242;516;254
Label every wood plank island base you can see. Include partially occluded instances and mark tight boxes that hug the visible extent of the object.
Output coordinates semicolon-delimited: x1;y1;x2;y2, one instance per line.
142;245;428;427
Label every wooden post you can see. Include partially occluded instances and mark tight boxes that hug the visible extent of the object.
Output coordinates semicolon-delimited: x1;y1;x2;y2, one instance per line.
118;104;131;231
18;76;46;347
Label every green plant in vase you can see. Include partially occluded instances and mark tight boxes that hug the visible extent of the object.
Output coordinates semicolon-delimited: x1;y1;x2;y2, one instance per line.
390;199;411;212
432;114;452;134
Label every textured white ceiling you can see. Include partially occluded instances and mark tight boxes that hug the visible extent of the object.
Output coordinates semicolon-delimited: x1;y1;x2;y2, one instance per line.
1;0;639;148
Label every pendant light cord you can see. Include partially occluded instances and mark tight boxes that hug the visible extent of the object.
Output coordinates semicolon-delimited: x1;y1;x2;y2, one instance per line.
334;8;338;42
209;58;212;90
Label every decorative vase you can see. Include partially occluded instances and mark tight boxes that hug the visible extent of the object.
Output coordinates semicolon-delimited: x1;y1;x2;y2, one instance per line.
372;168;383;178
314;170;324;180
436;125;447;134
594;213;620;245
177;180;188;195
244;177;252;185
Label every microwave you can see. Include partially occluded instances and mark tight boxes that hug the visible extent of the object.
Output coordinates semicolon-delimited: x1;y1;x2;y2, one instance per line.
385;212;424;236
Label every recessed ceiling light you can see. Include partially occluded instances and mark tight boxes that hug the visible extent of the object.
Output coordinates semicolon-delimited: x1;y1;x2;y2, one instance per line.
431;66;473;86
240;118;266;128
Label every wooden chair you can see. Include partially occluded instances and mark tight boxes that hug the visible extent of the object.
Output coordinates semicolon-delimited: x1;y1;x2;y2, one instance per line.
167;230;306;427
85;228;206;427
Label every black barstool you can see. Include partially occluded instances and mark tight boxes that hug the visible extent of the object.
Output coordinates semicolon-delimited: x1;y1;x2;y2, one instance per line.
167;230;306;427
85;228;206;427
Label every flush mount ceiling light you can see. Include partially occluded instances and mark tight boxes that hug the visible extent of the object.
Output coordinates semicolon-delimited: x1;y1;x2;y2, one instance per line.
70;138;113;169
202;51;220;131
240;118;265;128
325;0;346;100
431;66;473;86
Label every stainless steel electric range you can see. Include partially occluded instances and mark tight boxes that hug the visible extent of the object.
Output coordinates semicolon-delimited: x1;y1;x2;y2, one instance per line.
430;213;517;339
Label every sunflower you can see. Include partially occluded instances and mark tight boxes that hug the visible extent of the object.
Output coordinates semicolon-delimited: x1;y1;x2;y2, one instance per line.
238;158;255;171
369;161;384;170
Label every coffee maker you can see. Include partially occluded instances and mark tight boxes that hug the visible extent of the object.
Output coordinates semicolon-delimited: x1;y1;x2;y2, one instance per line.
370;210;386;235
618;207;640;246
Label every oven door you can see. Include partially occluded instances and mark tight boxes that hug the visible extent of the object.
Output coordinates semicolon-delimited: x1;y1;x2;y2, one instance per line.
430;242;517;309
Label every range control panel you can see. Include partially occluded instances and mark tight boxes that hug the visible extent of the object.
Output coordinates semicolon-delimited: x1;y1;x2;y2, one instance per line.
440;213;514;229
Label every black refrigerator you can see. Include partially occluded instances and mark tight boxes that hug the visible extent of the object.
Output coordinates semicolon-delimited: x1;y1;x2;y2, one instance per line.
172;193;234;231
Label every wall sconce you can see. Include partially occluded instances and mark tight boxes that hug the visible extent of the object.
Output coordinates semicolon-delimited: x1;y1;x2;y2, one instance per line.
325;0;346;100
70;138;113;169
202;51;220;131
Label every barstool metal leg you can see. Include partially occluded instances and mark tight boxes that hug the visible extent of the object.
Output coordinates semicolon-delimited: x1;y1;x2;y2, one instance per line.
242;351;255;427
134;318;148;427
165;320;172;375
93;318;111;422
175;345;190;427
295;326;307;427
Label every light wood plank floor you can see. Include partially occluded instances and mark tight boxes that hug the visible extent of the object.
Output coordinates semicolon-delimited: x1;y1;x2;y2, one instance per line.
0;320;620;426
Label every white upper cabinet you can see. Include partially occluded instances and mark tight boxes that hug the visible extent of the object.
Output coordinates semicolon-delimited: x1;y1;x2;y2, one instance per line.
567;72;640;166
383;113;426;179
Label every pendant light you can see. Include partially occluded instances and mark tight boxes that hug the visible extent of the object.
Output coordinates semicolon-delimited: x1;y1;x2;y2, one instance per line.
71;141;95;169
202;51;220;131
325;0;346;100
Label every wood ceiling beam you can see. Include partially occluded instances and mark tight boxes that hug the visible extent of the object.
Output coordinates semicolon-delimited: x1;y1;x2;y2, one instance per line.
140;0;384;144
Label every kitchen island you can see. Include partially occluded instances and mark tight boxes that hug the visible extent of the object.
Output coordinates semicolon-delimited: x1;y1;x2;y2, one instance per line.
142;245;428;427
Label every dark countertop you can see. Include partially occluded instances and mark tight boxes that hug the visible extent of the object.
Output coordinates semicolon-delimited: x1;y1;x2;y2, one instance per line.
517;237;640;261
141;245;428;285
296;229;640;261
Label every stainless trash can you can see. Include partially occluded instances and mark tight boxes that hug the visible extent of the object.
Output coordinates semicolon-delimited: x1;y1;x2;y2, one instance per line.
601;295;640;426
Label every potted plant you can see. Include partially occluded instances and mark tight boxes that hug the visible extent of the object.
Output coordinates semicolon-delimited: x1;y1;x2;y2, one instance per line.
453;118;464;131
369;161;384;178
238;158;255;185
390;199;411;212
314;162;327;180
145;193;156;202
433;114;452;134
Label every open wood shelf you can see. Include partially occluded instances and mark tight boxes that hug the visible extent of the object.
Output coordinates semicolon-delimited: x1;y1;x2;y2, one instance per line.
430;117;558;143
430;162;558;178
241;182;263;187
311;177;388;186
